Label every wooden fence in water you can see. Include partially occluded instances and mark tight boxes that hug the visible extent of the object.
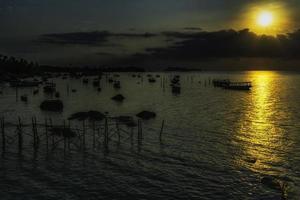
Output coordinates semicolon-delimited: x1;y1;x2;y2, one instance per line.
0;117;165;156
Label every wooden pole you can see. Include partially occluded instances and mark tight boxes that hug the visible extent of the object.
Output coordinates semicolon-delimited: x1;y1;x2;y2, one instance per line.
137;120;142;144
50;118;54;149
18;117;23;153
92;121;96;149
32;117;36;150
82;120;86;150
104;118;108;149
68;120;71;150
1;117;5;153
34;117;39;147
116;120;120;142
45;118;48;153
63;120;66;154
159;120;165;142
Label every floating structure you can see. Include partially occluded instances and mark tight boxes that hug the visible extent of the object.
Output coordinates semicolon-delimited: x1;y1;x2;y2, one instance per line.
20;95;28;102
223;82;252;90
93;79;100;87
136;111;156;120
43;82;56;93
213;79;252;90
113;81;121;89
148;78;156;83
111;94;125;102
40;100;63;112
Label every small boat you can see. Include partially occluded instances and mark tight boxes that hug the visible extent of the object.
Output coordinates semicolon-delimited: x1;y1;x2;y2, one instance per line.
113;81;121;89
223;82;252;90
93;80;100;87
55;92;60;98
108;78;114;83
148;78;156;83
33;89;39;95
83;78;89;84
21;95;28;102
172;85;181;94
43;82;56;93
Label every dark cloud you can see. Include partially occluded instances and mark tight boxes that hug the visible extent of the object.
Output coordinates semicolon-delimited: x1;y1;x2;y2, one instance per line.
39;31;110;45
95;52;114;56
162;31;204;39
38;31;157;45
183;27;202;31
146;29;300;60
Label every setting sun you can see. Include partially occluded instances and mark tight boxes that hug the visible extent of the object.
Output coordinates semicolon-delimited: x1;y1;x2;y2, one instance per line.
239;2;291;35
257;11;273;27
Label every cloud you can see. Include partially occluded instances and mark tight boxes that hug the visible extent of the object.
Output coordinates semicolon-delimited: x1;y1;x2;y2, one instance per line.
183;27;202;31
146;29;300;60
39;31;110;45
38;31;158;46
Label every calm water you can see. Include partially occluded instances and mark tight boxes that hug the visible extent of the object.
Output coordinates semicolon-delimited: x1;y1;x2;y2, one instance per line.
0;71;300;199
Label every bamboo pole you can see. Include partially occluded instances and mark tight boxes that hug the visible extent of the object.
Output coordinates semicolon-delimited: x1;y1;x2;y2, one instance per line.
159;120;165;142
45;118;48;153
18;117;23;153
92;121;96;149
32;117;36;150
50;118;54;149
1;117;5;153
82;120;86;150
63;120;66;154
116;121;120;142
104;118;108;150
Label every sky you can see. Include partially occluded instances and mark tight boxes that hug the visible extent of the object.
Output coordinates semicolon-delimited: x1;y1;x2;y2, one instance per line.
1;0;300;69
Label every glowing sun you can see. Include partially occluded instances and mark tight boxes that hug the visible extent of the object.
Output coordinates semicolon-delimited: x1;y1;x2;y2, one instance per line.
257;11;273;27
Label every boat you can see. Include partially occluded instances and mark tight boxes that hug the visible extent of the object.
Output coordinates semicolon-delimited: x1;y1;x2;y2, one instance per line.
93;79;100;87
20;95;28;102
43;82;56;93
148;78;156;83
223;82;252;90
113;81;121;89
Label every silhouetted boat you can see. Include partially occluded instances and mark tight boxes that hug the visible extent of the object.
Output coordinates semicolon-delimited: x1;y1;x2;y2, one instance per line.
20;95;28;102
113;81;121;89
148;78;156;83
83;78;89;84
93;79;100;87
43;82;56;93
223;82;252;90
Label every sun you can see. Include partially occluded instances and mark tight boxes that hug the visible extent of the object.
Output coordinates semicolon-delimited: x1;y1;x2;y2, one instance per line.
257;11;273;27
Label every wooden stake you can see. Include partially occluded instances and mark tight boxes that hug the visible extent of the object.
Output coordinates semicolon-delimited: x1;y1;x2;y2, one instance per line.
45;118;48;153
159;120;165;142
1;117;5;153
18;117;23;153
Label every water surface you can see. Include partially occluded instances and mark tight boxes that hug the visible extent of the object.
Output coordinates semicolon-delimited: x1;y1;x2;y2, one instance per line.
0;71;299;199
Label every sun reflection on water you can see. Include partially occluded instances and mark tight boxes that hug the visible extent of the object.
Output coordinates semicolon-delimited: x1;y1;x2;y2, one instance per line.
234;71;288;175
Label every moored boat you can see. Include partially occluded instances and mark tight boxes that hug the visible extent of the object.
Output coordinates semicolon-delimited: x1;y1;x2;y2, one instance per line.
223;82;252;90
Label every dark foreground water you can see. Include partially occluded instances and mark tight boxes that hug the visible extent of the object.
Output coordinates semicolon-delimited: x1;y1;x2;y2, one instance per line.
0;71;299;199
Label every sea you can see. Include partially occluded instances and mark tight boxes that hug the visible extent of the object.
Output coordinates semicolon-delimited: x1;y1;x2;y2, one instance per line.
0;71;299;200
